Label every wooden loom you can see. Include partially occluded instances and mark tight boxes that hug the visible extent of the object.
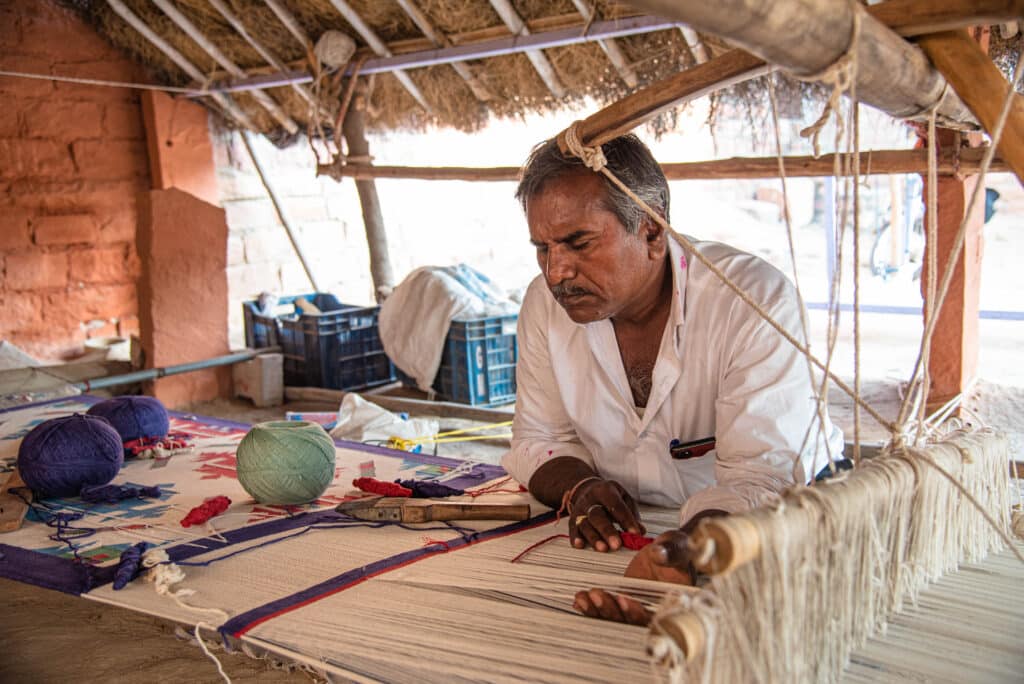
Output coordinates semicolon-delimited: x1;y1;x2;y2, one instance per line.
539;1;1024;681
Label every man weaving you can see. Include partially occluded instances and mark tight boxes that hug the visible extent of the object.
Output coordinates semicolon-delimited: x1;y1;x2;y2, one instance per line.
502;134;843;624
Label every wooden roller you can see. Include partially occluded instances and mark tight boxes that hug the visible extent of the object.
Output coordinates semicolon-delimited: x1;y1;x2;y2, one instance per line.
689;515;762;576
649;610;706;664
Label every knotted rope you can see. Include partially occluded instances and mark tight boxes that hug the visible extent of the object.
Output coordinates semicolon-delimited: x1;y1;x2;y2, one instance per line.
793;8;861;158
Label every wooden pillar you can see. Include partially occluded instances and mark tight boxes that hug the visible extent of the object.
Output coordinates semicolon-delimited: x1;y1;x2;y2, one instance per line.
139;91;229;407
920;129;985;411
342;93;395;301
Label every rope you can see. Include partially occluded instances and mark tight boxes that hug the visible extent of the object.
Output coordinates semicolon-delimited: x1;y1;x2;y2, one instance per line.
793;8;862;157
0;69;206;95
387;421;513;451
766;76;835;478
561;120;895;433
895;38;1024;438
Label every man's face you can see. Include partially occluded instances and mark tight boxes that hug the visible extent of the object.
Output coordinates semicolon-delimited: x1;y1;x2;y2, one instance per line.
526;172;659;324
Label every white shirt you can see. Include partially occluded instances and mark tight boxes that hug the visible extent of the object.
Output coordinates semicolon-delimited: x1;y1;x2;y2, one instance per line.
503;236;844;525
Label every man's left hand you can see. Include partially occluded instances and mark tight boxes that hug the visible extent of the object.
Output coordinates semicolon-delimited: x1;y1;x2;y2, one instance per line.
573;529;696;626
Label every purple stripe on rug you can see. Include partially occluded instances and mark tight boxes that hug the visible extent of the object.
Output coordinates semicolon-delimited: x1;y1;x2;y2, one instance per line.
220;511;557;638
0;544;115;594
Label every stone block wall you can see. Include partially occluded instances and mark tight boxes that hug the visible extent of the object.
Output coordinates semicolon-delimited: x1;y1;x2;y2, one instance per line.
214;132;377;348
0;0;148;360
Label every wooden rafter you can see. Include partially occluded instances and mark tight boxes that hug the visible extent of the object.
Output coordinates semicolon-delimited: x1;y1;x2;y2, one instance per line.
193;15;675;97
488;0;567;99
393;0;493;102
206;0;320;114
918;29;1024;185
317;148;1006;182
105;0;256;130
678;26;709;65
152;0;298;134
326;0;433;113
570;0;638;88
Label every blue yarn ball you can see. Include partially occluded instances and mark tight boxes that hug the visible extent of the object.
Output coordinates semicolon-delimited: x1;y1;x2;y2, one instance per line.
236;421;336;505
17;414;124;498
87;396;170;444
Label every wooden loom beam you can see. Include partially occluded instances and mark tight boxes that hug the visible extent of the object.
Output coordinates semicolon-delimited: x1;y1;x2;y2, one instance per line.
317;148;1006;182
574;0;1024;150
917;29;1024;185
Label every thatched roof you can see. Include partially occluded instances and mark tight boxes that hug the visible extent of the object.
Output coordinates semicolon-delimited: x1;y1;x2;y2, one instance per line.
67;0;741;143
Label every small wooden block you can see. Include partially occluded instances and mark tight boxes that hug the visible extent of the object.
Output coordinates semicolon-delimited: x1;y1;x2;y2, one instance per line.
0;469;31;533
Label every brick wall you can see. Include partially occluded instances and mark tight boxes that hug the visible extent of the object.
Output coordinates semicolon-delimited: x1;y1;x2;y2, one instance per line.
0;0;148;361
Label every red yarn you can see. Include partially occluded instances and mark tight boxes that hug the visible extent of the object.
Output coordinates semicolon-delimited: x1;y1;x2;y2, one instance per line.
352;477;412;497
620;531;655;550
180;495;231;527
467;476;529;497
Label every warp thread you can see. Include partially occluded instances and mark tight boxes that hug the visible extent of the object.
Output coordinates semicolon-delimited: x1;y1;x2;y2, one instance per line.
80;483;161;504
113;541;149;590
181;496;232;528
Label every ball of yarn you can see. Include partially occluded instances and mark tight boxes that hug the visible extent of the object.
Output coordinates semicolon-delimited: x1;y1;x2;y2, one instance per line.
17;414;124;498
235;421;335;505
86;396;169;444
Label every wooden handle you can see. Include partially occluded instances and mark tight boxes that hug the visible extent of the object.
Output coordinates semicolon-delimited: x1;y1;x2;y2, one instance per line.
412;502;531;523
690;515;761;575
0;469;32;533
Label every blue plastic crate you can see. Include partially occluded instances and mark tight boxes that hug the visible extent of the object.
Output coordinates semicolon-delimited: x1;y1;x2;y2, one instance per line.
243;293;395;391
434;314;518;407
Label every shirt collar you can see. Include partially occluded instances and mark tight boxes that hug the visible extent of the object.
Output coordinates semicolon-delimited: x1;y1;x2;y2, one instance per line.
667;235;689;335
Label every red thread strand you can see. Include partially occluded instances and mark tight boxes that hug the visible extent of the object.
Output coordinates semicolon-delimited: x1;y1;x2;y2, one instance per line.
510;533;570;563
467;476;528;497
620;531;655;550
180;495;231;527
352;477;412;497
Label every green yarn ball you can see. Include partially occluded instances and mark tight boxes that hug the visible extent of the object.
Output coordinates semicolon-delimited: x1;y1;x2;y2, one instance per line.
235;421;336;505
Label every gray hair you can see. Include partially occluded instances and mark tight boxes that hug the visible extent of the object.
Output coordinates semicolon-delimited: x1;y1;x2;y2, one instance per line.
515;134;670;235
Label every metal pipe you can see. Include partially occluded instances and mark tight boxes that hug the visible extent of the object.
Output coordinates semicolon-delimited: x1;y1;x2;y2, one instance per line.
191;16;679;96
74;349;277;392
152;0;298;134
326;0;433;112
570;0;638;88
488;0;566;98
105;0;256;129
393;0;493;101
207;0;320;112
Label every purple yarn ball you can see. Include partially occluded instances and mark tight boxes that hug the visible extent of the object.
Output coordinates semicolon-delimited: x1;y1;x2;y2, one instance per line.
17;414;124;498
87;396;170;444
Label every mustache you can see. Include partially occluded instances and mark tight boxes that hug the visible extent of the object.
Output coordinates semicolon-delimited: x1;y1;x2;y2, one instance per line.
551;283;591;299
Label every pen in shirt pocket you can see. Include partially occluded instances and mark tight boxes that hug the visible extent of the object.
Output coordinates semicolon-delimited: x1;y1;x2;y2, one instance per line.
669;436;716;460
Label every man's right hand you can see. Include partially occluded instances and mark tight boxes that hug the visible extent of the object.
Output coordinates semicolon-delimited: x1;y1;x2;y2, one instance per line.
567;478;645;552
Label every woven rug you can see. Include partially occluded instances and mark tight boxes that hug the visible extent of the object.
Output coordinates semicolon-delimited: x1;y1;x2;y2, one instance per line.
0;396;677;682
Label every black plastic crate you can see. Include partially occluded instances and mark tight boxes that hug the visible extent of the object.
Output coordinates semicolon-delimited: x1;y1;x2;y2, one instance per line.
243;293;395;391
434;314;518;407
